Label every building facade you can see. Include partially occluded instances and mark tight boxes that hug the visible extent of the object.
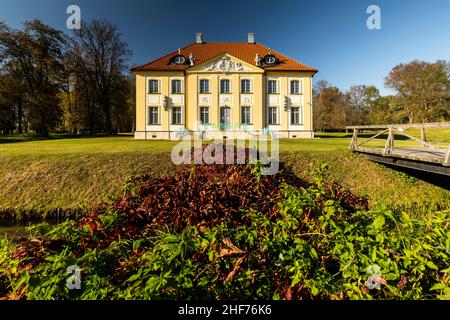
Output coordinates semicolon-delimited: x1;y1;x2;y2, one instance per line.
131;33;318;140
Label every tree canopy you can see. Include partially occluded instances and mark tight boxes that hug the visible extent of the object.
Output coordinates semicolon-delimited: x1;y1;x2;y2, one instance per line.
0;19;133;136
313;60;450;130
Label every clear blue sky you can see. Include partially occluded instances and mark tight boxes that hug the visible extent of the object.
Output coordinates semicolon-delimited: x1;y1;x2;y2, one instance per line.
1;0;449;95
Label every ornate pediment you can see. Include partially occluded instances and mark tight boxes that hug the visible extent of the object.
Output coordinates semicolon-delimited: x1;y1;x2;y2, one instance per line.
199;56;255;73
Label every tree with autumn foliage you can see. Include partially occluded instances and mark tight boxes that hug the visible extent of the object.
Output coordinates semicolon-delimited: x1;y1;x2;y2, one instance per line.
344;85;380;125
313;80;347;131
0;20;66;136
0;19;134;136
385;60;450;123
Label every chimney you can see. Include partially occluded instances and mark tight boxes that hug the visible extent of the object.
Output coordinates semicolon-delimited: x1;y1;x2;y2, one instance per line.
195;33;203;44
247;33;255;44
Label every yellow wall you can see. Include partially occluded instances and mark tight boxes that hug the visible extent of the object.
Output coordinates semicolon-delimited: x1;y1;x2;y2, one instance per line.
184;72;265;131
253;74;264;129
265;71;314;132
134;59;315;138
135;72;146;132
135;71;184;133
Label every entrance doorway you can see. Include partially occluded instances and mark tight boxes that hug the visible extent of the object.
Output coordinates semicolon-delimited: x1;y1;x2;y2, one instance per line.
220;107;231;130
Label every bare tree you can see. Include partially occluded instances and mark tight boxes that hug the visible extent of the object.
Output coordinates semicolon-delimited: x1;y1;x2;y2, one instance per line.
68;20;131;134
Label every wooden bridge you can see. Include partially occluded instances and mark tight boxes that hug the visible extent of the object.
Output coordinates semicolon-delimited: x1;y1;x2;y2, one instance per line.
346;122;450;176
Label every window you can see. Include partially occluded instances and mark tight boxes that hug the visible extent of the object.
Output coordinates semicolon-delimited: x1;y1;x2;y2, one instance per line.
241;106;251;125
241;79;251;93
290;80;300;94
174;55;186;65
199;79;210;93
172;107;182;125
200;107;209;125
149;80;159;94
220;79;231;93
291;107;301;125
264;55;277;65
267;80;277;94
148;107;159;125
268;107;278;125
172;80;182;94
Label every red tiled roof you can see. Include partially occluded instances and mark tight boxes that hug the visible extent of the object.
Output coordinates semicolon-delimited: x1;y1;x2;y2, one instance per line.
131;42;318;73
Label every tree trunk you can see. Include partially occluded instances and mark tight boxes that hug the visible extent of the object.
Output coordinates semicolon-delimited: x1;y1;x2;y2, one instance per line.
101;99;112;135
17;103;23;134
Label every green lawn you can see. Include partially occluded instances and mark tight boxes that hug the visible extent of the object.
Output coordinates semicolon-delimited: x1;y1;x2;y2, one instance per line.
0;134;175;155
0;132;449;230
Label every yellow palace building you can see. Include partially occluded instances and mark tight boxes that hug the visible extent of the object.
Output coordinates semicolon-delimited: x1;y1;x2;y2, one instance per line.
131;33;318;140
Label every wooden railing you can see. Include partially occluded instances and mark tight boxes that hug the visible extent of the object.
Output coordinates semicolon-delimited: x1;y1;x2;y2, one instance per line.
346;122;450;166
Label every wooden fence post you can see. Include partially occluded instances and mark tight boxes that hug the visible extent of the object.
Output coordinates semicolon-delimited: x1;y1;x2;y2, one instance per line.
444;147;450;166
383;128;395;155
349;129;358;150
421;127;427;147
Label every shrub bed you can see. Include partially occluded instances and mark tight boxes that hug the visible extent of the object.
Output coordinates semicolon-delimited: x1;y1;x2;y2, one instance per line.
0;149;449;300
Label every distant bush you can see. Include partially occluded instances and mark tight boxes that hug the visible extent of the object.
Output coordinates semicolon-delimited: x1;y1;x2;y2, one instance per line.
0;150;449;300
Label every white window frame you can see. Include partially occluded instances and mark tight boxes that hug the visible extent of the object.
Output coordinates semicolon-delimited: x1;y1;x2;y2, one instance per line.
200;106;209;125
199;79;210;94
241;106;251;125
290;80;300;94
241;79;252;94
148;79;160;94
267;106;278;125
220;78;231;94
171;79;183;94
290;106;303;125
148;106;160;125
171;106;182;125
267;80;278;94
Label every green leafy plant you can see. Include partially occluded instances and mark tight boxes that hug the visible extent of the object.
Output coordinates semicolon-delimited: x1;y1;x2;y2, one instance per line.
0;154;448;300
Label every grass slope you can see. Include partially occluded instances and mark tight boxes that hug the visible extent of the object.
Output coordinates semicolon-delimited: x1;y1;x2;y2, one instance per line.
0;132;449;224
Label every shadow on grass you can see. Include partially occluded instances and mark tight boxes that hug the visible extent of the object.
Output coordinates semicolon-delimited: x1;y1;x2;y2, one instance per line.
0;136;55;144
379;163;450;190
315;134;353;139
0;133;133;144
315;133;411;141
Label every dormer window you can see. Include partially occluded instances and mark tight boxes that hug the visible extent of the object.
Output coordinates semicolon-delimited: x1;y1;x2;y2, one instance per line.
264;54;277;65
173;55;186;65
